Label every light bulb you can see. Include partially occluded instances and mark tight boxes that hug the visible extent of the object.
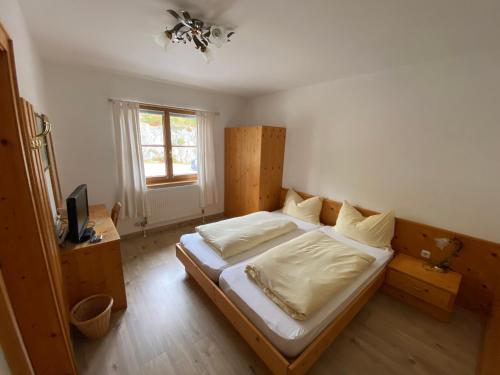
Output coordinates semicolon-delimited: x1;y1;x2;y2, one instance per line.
153;32;169;50
209;25;227;48
434;237;450;250
202;48;214;63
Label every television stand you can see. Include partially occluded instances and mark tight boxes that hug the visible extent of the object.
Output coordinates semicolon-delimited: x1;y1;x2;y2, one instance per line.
59;204;127;312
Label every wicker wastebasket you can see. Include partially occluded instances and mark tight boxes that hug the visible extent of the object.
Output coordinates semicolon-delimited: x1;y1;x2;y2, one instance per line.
70;294;114;339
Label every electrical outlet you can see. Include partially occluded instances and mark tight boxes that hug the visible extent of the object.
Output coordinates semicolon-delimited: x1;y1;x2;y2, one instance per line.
421;249;431;259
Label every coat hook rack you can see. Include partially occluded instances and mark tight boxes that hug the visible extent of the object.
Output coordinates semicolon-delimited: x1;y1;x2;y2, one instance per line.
31;114;51;150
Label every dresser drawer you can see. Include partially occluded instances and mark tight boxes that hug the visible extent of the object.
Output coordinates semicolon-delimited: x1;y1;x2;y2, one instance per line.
386;269;453;310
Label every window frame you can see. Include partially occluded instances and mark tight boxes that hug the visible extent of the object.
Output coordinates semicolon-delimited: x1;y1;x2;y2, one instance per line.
139;104;198;187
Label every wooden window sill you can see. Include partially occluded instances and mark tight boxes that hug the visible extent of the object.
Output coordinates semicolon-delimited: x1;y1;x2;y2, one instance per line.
147;180;198;189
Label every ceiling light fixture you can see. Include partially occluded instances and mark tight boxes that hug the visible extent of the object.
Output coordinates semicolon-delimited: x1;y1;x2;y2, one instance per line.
155;10;234;62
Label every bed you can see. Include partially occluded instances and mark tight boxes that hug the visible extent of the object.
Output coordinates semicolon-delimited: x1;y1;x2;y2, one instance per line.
175;196;393;374
219;226;394;357
180;211;321;281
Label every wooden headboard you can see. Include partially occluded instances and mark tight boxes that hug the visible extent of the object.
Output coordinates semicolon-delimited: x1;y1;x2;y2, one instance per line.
280;188;500;315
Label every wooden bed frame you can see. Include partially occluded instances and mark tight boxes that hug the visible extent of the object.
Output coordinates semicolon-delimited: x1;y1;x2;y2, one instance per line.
175;243;385;375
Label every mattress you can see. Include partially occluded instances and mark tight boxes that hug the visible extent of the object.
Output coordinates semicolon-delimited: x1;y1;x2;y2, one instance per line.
219;226;394;357
180;211;321;282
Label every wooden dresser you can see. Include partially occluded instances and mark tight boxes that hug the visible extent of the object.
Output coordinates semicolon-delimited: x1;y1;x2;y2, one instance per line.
383;254;462;321
224;125;286;216
59;204;127;312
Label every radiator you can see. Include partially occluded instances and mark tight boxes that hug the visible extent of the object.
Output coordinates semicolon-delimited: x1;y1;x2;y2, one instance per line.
146;185;201;224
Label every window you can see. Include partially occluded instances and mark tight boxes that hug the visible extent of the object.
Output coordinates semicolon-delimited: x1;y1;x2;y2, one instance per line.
139;105;198;186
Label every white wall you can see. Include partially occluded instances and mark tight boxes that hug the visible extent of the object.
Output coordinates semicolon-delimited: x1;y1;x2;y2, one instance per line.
246;53;500;243
0;0;46;110
43;62;247;234
1;0;58;219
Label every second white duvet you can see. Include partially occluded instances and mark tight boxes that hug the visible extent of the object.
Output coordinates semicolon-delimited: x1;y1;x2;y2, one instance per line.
196;211;297;259
245;230;375;320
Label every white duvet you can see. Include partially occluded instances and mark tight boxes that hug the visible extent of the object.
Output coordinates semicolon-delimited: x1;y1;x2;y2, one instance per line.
245;230;376;320
195;211;297;259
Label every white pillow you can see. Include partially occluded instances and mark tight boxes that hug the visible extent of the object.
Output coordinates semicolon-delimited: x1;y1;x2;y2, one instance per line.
335;201;395;248
282;189;323;224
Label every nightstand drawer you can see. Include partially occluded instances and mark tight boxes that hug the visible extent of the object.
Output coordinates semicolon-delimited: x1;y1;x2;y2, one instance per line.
386;269;453;310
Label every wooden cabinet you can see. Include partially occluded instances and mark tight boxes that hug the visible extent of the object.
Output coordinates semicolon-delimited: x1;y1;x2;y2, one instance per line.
224;126;286;217
0;25;77;374
383;254;462;321
60;205;127;312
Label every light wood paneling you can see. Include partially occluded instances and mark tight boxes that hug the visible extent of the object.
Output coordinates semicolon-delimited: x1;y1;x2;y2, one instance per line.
477;298;500;375
477;273;500;375
259;127;286;212
225;126;285;217
392;220;499;315
0;269;34;375
279;188;500;315
224;126;262;216
45;125;63;208
19;99;72;324
60;205;127;312
0;23;77;374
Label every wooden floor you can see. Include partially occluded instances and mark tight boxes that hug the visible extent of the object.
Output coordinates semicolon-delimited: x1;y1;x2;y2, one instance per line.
73;223;483;375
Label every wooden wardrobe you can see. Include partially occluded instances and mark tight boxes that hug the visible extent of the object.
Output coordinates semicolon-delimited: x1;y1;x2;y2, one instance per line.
0;23;77;374
224;126;286;216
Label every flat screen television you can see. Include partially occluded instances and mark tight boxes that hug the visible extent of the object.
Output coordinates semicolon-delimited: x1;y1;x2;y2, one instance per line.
66;184;89;243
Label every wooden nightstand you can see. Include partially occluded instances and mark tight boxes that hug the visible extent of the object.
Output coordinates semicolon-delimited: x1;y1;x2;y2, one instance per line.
383;254;462;321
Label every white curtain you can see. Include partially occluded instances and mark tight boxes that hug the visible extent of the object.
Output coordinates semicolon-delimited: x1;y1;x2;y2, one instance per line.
196;111;218;209
112;101;148;219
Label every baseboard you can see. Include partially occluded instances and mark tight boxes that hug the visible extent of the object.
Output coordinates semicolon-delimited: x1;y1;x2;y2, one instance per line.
120;212;225;240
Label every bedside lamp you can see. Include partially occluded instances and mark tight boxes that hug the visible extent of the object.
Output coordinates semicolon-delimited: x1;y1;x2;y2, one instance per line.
428;237;464;272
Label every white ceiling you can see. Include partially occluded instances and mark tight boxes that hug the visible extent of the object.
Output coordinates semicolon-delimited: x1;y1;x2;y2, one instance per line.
19;0;500;97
